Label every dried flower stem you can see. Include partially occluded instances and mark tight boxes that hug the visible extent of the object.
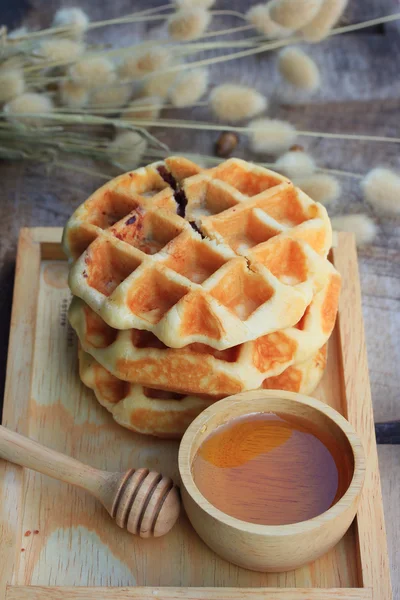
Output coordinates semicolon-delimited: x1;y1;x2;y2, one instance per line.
141;12;400;78
176;38;263;51
317;167;363;179
193;23;254;39
120;117;400;144
20;13;400;88
87;4;175;30
0;111;168;150
209;10;248;20
94;101;209;113
331;11;400;35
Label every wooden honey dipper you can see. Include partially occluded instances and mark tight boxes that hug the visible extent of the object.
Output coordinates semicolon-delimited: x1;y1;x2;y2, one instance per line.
0;424;181;538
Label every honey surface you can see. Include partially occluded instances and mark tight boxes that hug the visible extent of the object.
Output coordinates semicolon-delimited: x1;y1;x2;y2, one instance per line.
192;412;353;525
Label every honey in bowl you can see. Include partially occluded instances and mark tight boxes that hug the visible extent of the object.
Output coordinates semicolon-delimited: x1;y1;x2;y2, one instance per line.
191;412;354;526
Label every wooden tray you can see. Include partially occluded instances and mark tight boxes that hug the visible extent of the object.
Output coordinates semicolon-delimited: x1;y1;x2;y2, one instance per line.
0;228;392;600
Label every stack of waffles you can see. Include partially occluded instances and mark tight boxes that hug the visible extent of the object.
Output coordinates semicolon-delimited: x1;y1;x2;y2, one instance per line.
63;157;341;438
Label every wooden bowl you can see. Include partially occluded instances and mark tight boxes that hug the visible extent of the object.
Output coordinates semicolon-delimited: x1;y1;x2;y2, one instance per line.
178;390;366;572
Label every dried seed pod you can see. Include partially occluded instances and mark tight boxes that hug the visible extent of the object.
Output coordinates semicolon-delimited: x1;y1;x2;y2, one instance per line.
331;214;377;246
107;131;147;171
59;79;89;108
296;174;341;205
89;85;132;110
37;39;85;64
0;68;24;103
69;56;116;89
144;71;179;99
169;68;209;107
4;93;53;127
362;167;400;215
168;7;211;41
278;47;320;91
249;118;297;155
118;47;171;80
275;150;315;178
300;0;348;42
210;84;267;123
125;96;163;120
52;8;89;35
215;132;239;157
245;4;292;38
269;0;322;30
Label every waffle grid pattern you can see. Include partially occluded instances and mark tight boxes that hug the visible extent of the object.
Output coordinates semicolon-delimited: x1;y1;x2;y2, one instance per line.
70;263;339;395
63;156;340;438
65;157;333;350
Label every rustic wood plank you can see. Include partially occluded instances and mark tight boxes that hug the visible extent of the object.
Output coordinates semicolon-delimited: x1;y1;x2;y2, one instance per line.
378;445;400;600
6;586;373;600
0;230;42;600
332;233;392;600
0;231;376;593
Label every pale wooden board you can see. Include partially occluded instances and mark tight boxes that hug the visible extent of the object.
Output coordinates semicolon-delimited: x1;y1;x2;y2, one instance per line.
5;586;372;600
332;234;392;600
0;228;391;599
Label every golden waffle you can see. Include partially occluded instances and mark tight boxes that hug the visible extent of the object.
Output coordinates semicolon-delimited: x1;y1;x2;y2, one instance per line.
69;260;339;396
62;158;202;262
78;347;214;439
64;157;333;350
78;346;327;439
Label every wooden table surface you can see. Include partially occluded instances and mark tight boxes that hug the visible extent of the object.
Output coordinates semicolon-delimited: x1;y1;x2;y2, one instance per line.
0;0;398;596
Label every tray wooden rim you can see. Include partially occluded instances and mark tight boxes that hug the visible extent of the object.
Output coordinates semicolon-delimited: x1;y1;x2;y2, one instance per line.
0;227;392;600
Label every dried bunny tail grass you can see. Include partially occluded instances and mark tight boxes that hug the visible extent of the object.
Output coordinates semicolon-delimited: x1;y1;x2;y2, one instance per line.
275;150;315;178
278;47;320;91
169;67;208;107
362;167;400;215
59;79;89;108
124;96;164;120
143;70;179;98
248;118;297;155
118;47;171;80
175;0;215;7
107;131;147;171
8;26;28;39
168;7;212;41
269;0;322;30
0;68;25;104
52;7;90;35
4;93;53;127
296;173;341;205
245;4;292;38
89;85;132;110
36;38;85;64
331;214;377;246
300;0;348;42
210;84;267;123
69;56;116;89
